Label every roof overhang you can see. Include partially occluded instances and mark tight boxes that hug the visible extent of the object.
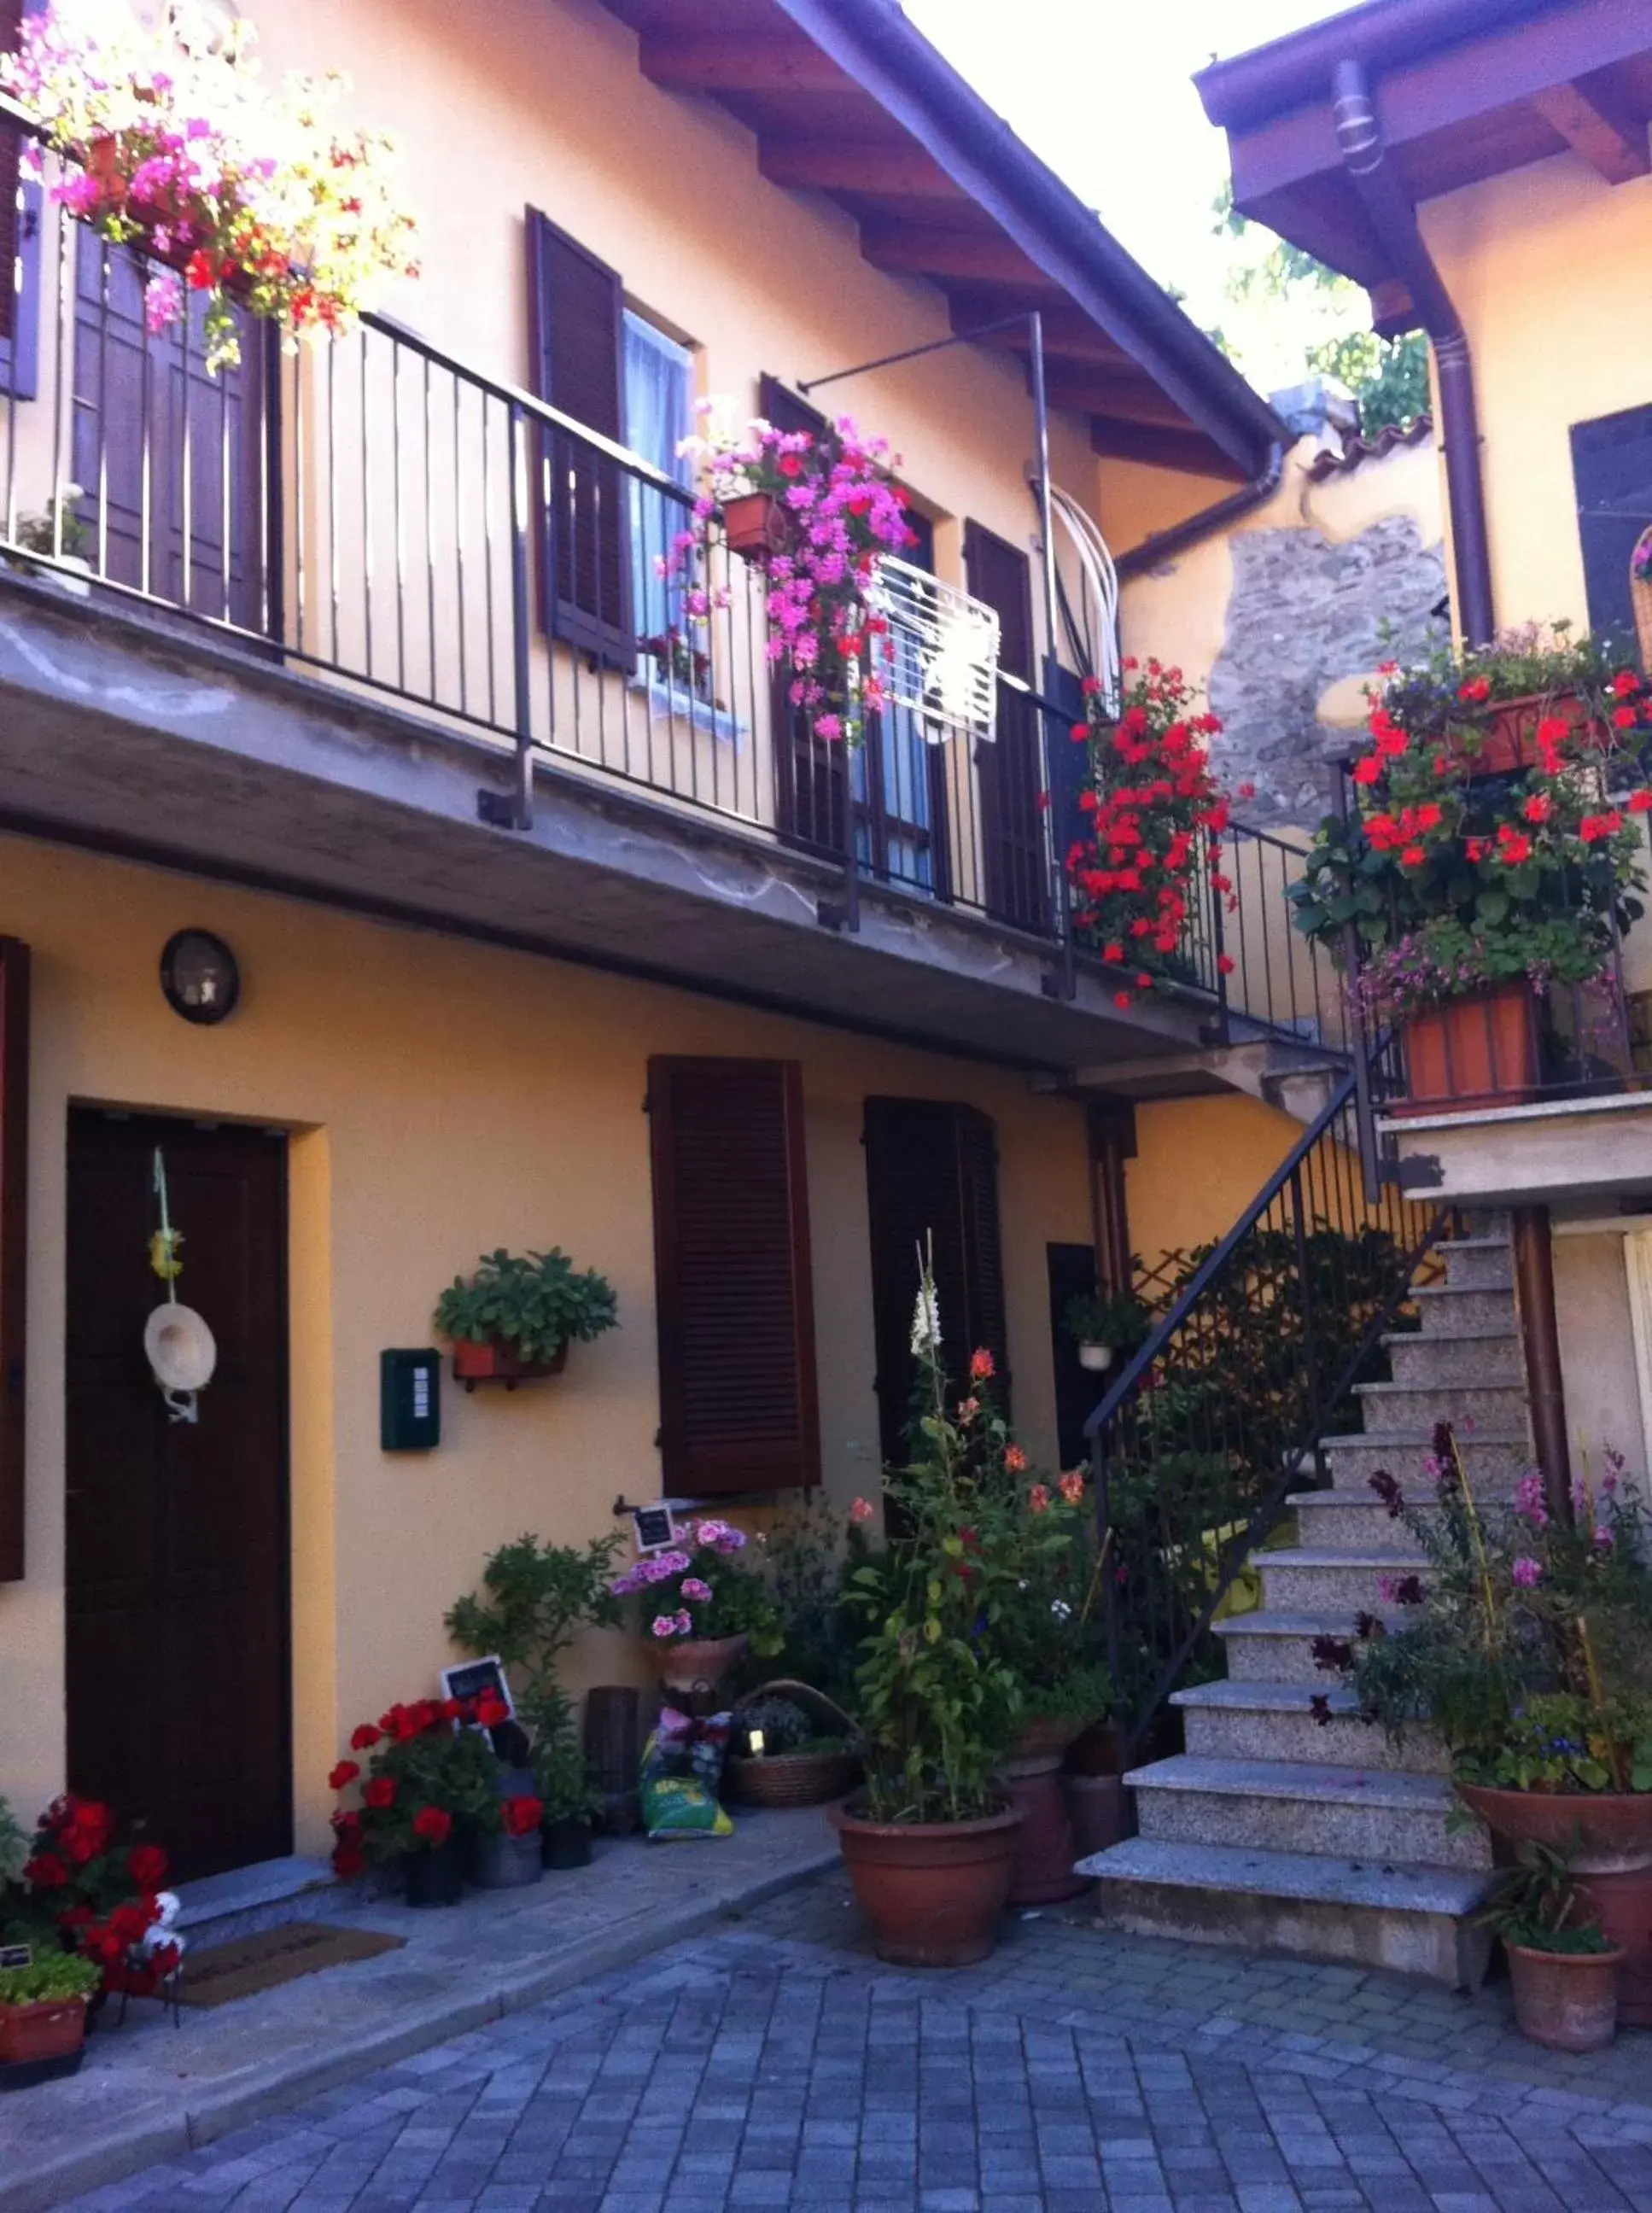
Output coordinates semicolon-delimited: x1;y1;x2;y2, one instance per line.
597;0;1283;479
1198;0;1652;325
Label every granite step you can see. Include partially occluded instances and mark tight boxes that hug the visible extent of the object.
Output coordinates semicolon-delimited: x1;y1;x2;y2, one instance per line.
1411;1282;1517;1335
1173;1679;1448;1772
1258;1548;1429;1615
1288;1489;1429;1550
1079;1836;1493;1987
1129;1755;1491;1869
1322;1428;1532;1493
1382;1328;1525;1387
1438;1235;1514;1293
173;1855;336;1948
1211;1609;1382;1686
1352;1379;1530;1431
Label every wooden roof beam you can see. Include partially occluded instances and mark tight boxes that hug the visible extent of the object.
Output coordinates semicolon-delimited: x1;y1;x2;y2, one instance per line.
1043;366;1192;430
1528;78;1650;184
1090;416;1250;482
757;137;967;202
859;223;1059;289
639;29;855;95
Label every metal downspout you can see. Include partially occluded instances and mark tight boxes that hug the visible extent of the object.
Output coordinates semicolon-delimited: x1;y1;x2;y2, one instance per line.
1330;57;1496;645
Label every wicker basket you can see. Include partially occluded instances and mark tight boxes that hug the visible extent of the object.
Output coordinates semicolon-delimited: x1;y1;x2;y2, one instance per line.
723;1679;861;1809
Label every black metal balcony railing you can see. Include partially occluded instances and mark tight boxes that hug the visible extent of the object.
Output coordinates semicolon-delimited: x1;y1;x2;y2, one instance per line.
0;121;1347;1060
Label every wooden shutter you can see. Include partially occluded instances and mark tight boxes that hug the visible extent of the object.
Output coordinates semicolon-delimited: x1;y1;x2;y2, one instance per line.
0;937;27;1582
862;1097;1009;1469
648;1057;820;1496
1570;404;1652;651
526;207;634;670
965;520;1048;931
762;376;848;855
0;0;23;347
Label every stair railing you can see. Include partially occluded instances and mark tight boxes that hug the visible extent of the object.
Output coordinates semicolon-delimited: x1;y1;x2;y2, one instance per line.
1085;1037;1453;1761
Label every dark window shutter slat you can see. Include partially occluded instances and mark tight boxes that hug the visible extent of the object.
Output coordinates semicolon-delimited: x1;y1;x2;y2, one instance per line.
1570;404;1652;652
964;520;1048;931
0;0;25;347
761;377;847;850
0;937;28;1582
526;207;633;671
862;1098;1010;1469
649;1057;820;1496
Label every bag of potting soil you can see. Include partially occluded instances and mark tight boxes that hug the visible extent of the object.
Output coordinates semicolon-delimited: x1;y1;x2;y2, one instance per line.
640;1708;733;1840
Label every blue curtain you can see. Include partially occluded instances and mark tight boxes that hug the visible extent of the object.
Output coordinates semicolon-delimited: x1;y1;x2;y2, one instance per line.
623;312;692;652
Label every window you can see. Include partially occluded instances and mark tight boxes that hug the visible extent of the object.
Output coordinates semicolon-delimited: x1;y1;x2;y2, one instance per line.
861;1096;1008;1469
622;309;692;661
0;937;27;1582
1571;403;1652;651
525;206;633;669
647;1057;821;1496
0;0;41;396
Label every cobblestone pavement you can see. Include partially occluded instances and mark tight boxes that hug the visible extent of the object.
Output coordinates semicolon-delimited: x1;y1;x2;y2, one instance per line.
60;1873;1652;2213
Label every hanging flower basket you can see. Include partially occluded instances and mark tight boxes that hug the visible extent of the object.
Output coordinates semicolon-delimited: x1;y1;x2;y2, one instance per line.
1445;691;1608;779
1;2;419;373
721;491;791;563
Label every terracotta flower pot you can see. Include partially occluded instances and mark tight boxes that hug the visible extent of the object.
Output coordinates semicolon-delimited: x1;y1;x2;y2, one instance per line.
1457;1784;1652;2026
451;1337;568;1388
400;1835;465;1906
721;491;790;562
1392;984;1537;1117
0;1996;89;2069
1001;1720;1089;1905
832;1799;1022;1967
1505;1941;1623;2052
649;1632;747;1702
1447;690;1606;778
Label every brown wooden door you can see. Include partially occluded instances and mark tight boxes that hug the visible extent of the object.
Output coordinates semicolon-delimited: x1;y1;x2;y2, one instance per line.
66;1111;290;1881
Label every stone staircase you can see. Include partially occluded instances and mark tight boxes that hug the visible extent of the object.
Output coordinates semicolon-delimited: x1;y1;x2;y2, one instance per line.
1080;1221;1532;1988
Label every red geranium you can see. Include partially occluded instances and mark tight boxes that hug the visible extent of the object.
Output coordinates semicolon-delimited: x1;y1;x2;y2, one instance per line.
501;1796;543;1838
363;1774;396;1810
411;1806;452;1847
128;1842;169;1891
328;1760;361;1792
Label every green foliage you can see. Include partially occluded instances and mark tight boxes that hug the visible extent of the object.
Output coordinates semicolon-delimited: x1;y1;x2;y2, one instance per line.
0;1949;102;2006
1305;329;1430;439
435;1248;618;1365
532;1730;605;1825
446;1532;623;1743
1476;1842;1614;1954
756;1493;867;1708
0;1798;24;1886
737;1695;816;1754
1026;1661;1113;1731
1062;1283;1152;1353
353;1710;500;1861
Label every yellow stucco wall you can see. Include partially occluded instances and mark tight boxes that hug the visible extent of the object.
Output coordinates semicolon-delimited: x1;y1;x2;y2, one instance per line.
1127;1092;1308;1270
0;834;1105;1848
1420;153;1652;638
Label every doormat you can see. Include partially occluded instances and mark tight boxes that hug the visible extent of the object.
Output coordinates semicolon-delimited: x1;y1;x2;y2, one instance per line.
177;1921;405;2008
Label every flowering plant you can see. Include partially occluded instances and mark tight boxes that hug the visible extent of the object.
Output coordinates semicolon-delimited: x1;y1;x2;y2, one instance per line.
2;0;419;372
1328;1428;1652;1792
1290;642;1652;1016
610;1519;782;1653
329;1696;501;1874
663;407;915;745
1065;659;1235;1009
10;1795;176;1994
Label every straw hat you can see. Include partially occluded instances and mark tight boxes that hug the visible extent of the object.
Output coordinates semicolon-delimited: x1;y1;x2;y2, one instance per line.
143;1303;218;1394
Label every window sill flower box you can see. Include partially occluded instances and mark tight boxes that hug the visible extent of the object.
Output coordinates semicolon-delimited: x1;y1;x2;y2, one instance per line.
0;1995;90;2074
1391;983;1538;1116
1446;691;1608;778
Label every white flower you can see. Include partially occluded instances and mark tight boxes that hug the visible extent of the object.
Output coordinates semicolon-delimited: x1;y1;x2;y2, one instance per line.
910;1273;941;1357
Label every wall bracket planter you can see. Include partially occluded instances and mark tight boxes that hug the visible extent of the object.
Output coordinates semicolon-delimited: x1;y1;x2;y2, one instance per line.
452;1339;569;1391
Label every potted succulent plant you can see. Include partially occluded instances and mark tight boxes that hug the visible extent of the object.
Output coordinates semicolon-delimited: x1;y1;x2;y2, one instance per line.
1290;635;1652;1112
609;1519;782;1704
0;1950;102;2082
329;1696;500;1906
1334;1429;1652;2024
833;1267;1025;1967
435;1247;618;1388
1062;1285;1152;1375
1477;1844;1623;2053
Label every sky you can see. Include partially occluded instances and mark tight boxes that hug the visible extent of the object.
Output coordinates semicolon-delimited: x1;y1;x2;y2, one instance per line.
902;0;1365;392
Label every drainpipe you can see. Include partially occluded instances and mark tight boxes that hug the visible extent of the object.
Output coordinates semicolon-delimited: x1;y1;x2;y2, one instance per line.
1330;57;1495;645
1113;441;1285;581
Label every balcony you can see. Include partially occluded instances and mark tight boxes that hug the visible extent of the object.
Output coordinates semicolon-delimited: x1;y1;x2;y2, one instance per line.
0;159;1310;1080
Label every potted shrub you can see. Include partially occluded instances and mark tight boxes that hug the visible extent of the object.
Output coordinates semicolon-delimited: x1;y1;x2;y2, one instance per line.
14;1796;177;2003
534;1732;605;1869
1477;1844;1623;2052
833;1267;1024;1968
435;1247;618;1387
2;0;419;376
0;1950;102;2082
609;1519;782;1704
1333;1429;1652;2023
1066;659;1238;1013
1062;1285;1152;1375
467;1790;544;1892
1290;639;1651;1112
663;409;916;745
329;1696;499;1906
447;1532;623;1744
724;1683;862;1809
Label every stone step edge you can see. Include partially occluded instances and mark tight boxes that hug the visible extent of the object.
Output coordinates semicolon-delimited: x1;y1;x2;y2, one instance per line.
1259;1548;1427;1570
1076;1835;1494;1918
1172;1679;1370;1714
1322;1428;1528;1448
1380;1326;1522;1346
1212;1609;1365;1639
1126;1754;1456;1810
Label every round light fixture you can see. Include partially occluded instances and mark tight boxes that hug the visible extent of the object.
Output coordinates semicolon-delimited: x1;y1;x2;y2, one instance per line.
160;930;240;1025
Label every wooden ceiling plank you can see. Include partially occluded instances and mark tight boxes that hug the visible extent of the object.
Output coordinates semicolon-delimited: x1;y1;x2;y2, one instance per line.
1042;365;1191;430
860;223;1058;288
639;29;855;95
1528;79;1650;184
757;137;966;201
1090;417;1249;482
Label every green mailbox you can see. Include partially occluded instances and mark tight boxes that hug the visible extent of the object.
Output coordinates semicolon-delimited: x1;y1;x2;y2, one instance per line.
380;1348;441;1451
